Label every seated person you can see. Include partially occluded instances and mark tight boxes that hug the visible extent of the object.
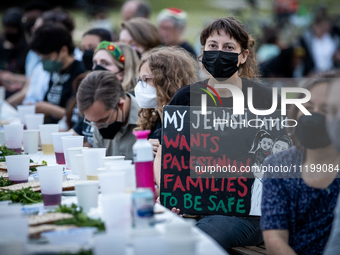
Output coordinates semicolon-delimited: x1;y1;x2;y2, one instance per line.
318;77;340;255
30;23;86;123
71;41;139;145
261;77;340;255
76;71;140;160
135;46;197;155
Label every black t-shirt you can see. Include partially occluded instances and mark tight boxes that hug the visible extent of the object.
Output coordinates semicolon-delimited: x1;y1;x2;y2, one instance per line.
44;60;86;123
179;41;197;58
73;117;94;147
156;78;281;144
169;78;281;109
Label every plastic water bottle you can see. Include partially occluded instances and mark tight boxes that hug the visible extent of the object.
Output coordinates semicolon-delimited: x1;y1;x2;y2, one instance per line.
132;130;155;196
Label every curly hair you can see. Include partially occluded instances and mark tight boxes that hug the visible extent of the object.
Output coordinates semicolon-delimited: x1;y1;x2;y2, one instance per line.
199;17;260;79
136;46;198;131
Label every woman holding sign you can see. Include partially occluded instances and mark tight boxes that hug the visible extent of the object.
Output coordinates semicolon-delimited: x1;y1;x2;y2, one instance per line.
261;76;340;255
154;17;279;251
134;46;197;154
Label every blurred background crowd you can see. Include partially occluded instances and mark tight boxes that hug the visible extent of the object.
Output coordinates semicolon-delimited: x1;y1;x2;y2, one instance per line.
0;0;339;122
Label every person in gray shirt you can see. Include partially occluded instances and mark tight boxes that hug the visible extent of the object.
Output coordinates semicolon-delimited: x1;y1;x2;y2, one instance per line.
76;70;139;160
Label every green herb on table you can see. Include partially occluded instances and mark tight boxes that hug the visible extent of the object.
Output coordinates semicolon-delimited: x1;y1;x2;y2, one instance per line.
0;145;19;161
0;177;12;187
54;204;105;231
30;160;48;172
0;187;43;204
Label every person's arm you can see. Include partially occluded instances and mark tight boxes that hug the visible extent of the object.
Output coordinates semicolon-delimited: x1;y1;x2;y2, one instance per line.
263;230;297;255
154;146;162;188
148;138;159;156
6;79;30;107
35;101;66;120
324;194;340;255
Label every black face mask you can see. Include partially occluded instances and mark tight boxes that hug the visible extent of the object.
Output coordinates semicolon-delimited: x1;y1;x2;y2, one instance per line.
82;50;94;70
202;51;241;80
295;112;332;149
93;64;108;71
98;109;124;140
5;32;21;44
136;50;142;59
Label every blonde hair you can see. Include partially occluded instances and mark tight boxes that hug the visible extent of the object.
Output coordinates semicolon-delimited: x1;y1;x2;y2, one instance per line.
136;46;198;131
111;42;140;92
121;18;161;52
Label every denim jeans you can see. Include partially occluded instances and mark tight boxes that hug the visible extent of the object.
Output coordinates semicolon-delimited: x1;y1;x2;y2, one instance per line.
196;215;263;251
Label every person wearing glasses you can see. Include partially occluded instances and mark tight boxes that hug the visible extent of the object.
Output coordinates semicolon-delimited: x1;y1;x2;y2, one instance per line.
134;46;197;155
77;70;140;159
70;42;139;146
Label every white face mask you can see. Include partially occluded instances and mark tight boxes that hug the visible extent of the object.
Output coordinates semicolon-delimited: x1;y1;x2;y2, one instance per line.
134;81;158;108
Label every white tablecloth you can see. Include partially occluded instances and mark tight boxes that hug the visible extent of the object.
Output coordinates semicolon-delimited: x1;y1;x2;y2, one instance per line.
26;152;228;255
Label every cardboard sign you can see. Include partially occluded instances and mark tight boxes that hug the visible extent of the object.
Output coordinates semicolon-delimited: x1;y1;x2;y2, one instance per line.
160;106;292;216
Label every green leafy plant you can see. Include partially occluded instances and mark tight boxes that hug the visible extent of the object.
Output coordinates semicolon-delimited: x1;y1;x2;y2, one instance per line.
0;177;12;187
0;187;43;204
0;145;19;162
54;204;105;231
30;160;47;172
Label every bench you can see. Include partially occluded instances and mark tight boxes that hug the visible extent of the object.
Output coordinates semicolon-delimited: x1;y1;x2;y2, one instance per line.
230;244;267;255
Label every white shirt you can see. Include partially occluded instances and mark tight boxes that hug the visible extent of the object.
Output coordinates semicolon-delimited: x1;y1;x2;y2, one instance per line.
311;33;336;72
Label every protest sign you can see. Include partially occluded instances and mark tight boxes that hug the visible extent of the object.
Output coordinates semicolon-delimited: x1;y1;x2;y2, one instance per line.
160;106;292;216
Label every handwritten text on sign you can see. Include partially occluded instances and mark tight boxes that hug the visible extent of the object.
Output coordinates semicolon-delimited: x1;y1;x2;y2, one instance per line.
160;106;291;216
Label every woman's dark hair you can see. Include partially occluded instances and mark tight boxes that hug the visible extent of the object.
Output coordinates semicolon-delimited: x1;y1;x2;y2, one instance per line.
42;8;74;33
2;7;29;74
30;22;75;55
83;28;112;42
200;17;260;79
2;7;23;28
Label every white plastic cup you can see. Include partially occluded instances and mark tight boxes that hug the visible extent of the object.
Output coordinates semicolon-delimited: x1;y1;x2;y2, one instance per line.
5;155;30;184
37;165;63;208
67;147;89;175
82;148;106;180
133;235;169;255
39;124;59;155
103;156;125;164
0;218;28;247
104;160;132;170
75;154;86;180
4;124;23;153
25;113;44;130
23;130;39;154
109;164;136;193
75;181;99;213
0;239;25;255
17;105;35;126
51;132;73;165
61;136;84;169
101;193;131;233
93;233;127;255
0;130;5;145
98;172;126;194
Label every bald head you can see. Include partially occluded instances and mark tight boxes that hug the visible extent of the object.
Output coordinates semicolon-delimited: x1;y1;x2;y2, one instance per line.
121;0;151;21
